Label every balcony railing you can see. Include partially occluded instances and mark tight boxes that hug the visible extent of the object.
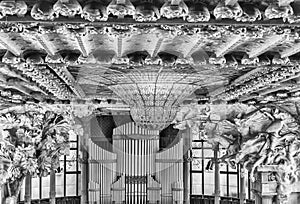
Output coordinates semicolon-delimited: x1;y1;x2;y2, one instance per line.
18;196;80;204
191;195;255;204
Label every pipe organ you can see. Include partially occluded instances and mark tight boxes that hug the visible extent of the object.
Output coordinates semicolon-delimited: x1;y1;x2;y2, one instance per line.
88;122;184;204
88;139;117;204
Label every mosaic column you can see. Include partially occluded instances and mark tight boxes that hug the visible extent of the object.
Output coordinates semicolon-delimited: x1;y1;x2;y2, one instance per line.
49;170;56;204
79;116;92;204
182;129;191;204
214;145;220;204
24;175;31;204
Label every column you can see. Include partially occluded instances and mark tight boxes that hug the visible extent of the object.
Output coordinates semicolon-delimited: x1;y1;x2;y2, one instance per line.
24;175;32;204
214;145;220;204
79;116;92;204
182;128;191;204
49;170;56;204
239;168;246;204
0;186;3;204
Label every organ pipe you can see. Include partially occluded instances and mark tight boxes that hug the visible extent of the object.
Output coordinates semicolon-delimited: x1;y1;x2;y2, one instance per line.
88;122;184;204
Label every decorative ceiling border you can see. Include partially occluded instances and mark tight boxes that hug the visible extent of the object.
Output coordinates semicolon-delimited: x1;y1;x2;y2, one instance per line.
0;0;299;24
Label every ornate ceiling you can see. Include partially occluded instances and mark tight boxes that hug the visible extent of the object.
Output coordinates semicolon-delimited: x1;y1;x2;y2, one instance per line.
0;0;300;115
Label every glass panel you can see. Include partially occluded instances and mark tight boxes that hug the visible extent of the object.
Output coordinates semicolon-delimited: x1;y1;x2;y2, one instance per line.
192;173;202;195
192;132;201;141
203;142;212;148
41;176;50;198
192;149;202;158
203;171;214;195
66;150;77;161
192;159;202;171
78;175;81;195
192;141;202;149
66;160;77;171
229;174;238;197
219;163;227;171
56;173;64;197
220;174;227;196
203;149;213;158
70;141;77;149
31;177;40;199
19;178;26;201
228;164;238;172
66;174;77;196
69;130;77;141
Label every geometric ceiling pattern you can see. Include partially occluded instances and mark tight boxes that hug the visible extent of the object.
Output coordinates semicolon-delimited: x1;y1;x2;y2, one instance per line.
0;0;300;112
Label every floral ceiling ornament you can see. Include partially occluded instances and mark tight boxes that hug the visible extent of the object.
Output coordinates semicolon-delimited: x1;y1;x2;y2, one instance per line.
24;52;44;65
31;0;58;21
208;54;226;65
186;0;210;22
160;0;189;19
107;0;136;17
241;54;259;65
81;0;108;22
235;3;261;22
0;0;27;19
0;104;74;203
53;0;83;17
134;0;161;22
2;51;21;64
265;3;294;20
45;53;64;64
213;0;243;20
